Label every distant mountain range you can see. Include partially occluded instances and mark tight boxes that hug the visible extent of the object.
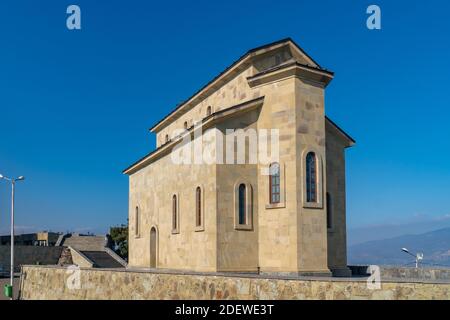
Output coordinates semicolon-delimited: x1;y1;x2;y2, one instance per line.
347;215;450;245
348;227;450;267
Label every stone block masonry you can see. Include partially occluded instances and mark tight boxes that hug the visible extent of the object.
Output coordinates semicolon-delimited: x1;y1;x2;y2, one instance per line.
19;265;450;300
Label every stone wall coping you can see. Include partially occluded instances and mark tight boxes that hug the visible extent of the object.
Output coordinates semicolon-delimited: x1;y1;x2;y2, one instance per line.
103;247;128;268
20;265;450;285
352;264;450;271
68;246;94;267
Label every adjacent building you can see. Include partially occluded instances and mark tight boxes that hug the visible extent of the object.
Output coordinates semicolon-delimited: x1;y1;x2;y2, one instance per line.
0;231;60;246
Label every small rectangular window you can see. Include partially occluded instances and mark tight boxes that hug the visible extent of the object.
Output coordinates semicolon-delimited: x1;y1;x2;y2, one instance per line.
135;206;139;237
196;187;202;228
172;194;179;233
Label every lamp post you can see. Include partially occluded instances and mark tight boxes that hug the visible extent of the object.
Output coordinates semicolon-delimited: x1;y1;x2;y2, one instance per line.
401;247;423;269
0;174;25;300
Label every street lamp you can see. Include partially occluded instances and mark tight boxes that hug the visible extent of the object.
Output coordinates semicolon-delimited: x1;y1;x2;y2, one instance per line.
0;174;25;300
401;247;423;269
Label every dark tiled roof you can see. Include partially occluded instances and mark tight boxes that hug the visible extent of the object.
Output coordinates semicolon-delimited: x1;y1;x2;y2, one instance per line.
81;251;124;268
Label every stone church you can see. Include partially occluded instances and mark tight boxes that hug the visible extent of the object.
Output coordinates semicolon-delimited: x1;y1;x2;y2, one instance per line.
123;38;355;277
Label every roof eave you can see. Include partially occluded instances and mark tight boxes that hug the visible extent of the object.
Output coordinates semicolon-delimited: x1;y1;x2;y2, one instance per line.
124;97;265;175
325;116;356;147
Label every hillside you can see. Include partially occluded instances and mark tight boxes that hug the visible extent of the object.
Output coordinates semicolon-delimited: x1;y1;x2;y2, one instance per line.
348;227;450;267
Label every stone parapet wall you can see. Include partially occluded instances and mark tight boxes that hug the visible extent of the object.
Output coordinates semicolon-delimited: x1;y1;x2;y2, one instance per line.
379;266;450;281
20;266;450;300
350;265;450;281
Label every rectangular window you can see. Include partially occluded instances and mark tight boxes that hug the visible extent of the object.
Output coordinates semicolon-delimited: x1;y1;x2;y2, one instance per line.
135;206;139;237
269;163;281;204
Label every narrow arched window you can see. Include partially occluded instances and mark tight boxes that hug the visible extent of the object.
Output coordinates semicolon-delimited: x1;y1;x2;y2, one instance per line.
184;121;188;130
196;187;202;227
238;184;246;225
135;206;139;237
269;162;280;204
326;192;332;229
306;152;317;202
165;134;169;143
206;106;212;116
172;195;178;232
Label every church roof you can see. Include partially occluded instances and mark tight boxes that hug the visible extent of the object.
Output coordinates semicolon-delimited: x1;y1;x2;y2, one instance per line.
123;39;350;175
325;116;356;147
123;97;264;175
149;38;330;133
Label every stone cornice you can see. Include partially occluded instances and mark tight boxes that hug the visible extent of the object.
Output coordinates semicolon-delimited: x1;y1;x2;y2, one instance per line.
247;61;334;88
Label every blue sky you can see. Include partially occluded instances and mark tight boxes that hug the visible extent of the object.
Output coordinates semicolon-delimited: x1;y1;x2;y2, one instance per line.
0;0;449;237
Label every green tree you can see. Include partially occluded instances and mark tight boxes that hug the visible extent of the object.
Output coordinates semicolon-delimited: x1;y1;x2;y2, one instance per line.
110;222;128;260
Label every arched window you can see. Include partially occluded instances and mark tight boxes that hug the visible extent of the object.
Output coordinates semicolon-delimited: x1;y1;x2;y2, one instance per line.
184;121;188;130
135;206;139;237
165;134;169;143
306;152;317;202
196;187;202;227
269;162;280;204
172;195;178;232
206;106;212;116
150;227;157;268
238;184;246;225
326;192;332;229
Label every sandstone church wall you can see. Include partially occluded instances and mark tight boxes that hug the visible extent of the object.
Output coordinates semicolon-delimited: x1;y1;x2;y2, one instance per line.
254;77;300;273
294;78;329;274
216;111;260;272
326;124;350;272
128;150;218;272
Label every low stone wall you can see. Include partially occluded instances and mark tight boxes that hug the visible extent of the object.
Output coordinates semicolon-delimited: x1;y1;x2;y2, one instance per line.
0;246;63;272
349;265;450;281
380;266;450;281
19;265;450;300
